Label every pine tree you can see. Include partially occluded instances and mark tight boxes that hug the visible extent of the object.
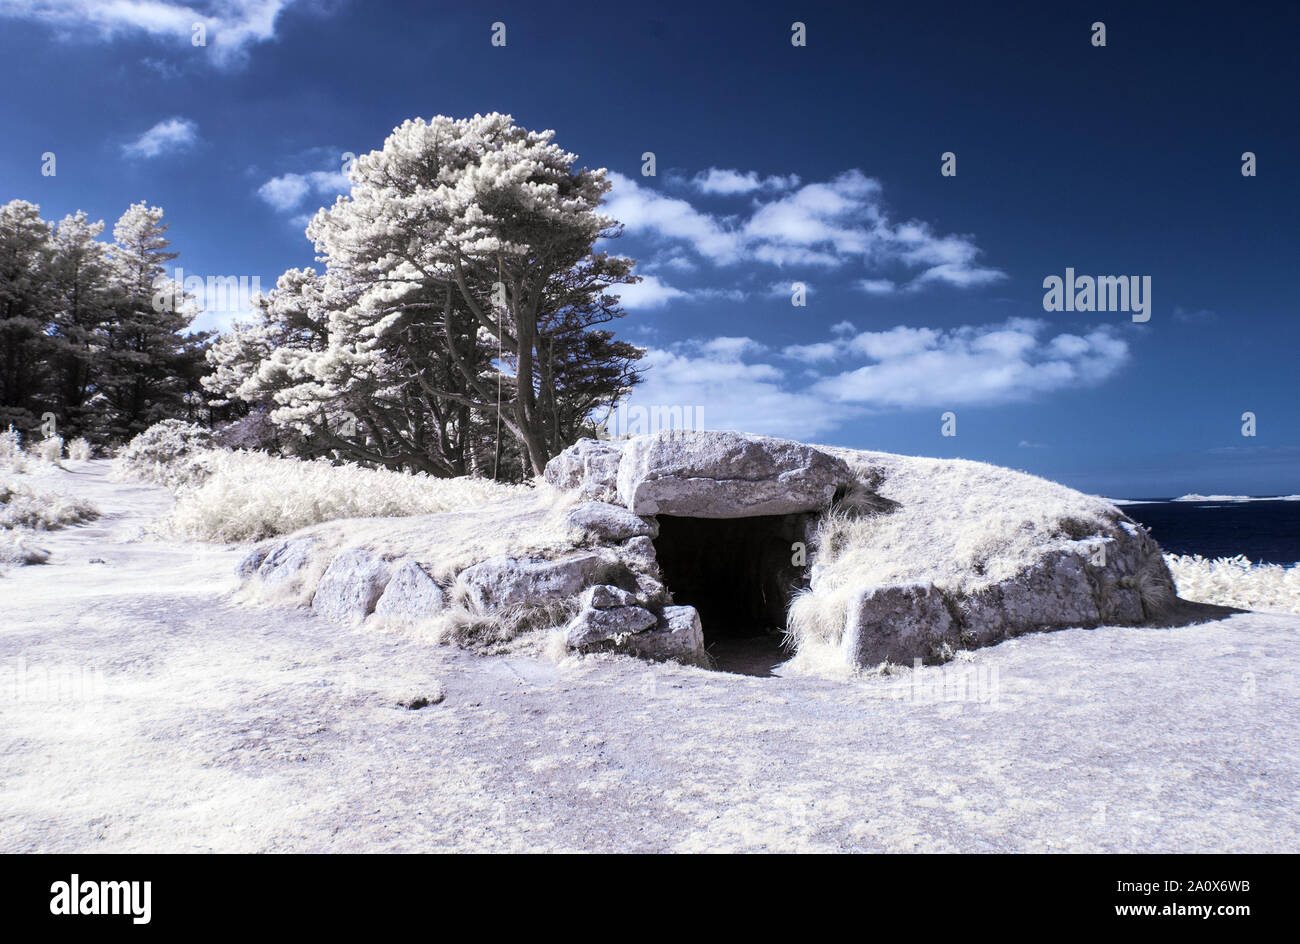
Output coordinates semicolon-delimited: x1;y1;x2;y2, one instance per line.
97;202;196;440
46;211;114;439
223;113;645;478
0;200;54;434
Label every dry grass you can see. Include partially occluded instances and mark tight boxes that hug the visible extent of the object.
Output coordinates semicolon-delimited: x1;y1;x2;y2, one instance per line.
422;597;583;652
67;438;93;461
154;450;530;543
31;436;63;463
0;532;52;568
0;428;28;475
0;430;99;573
1166;554;1300;615
0;476;99;532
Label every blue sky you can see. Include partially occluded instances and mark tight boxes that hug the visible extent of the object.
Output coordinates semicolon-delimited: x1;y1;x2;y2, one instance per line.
2;0;1296;496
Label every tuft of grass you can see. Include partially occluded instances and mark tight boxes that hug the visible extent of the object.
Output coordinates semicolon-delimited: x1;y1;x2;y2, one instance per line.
0;427;27;473
397;685;446;710
1165;554;1300;615
427;594;581;652
0;532;51;568
66;438;93;461
164;450;527;543
0;426;20;460
0;477;99;531
31;436;63;464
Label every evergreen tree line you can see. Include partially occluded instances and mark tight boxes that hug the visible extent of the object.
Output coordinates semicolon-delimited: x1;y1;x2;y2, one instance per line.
4;114;646;479
0;199;210;446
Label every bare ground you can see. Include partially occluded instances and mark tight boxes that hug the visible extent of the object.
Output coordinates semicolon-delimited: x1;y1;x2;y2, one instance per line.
0;462;1296;852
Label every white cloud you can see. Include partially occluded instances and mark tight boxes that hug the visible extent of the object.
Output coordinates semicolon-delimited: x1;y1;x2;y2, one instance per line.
767;280;815;299
622;318;1128;440
605;168;1005;289
751;244;842;267
814;318;1129;408
742;171;879;257
257;175;310;211
699;336;765;360
257;169;350;212
642;252;697;274
0;0;299;65
691;168;800;195
781;341;841;364
613;277;747;310
847;325;940;361
910;262;1006;288
696;287;748;303
1046;333;1092;358
122;117;198;158
614;274;689;310
624;342;854;440
604;172;742;264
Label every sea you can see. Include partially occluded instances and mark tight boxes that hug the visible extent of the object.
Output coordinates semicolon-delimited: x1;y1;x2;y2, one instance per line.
1113;498;1300;566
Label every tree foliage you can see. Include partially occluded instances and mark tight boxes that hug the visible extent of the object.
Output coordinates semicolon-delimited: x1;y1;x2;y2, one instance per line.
0;199;210;444
206;113;644;479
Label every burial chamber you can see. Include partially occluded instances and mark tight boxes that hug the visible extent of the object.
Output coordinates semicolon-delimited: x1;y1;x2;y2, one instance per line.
239;429;1187;676
537;429;1181;671
541;430;861;672
651;512;813;673
652;513;809;638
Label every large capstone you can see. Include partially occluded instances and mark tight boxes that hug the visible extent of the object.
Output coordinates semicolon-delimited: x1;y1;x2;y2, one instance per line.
545;431;856;519
614;430;856;518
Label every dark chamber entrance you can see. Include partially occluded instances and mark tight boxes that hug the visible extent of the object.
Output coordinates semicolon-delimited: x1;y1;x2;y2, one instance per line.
652;514;811;676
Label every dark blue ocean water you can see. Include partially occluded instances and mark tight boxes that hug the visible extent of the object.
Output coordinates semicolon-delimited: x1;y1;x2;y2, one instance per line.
1115;499;1300;565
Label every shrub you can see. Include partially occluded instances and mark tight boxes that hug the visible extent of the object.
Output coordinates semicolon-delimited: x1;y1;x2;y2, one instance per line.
66;437;93;461
213;409;279;451
0;426;20;460
0;427;26;473
32;435;63;463
0;476;98;531
112;420;216;490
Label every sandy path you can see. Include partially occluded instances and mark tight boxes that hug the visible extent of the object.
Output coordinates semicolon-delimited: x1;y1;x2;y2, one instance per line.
1;461;1296;852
